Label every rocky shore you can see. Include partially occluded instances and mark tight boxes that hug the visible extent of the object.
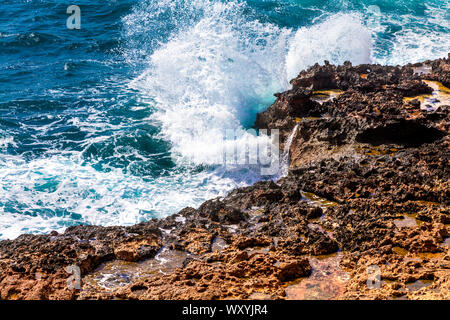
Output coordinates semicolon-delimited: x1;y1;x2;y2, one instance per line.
1;55;449;300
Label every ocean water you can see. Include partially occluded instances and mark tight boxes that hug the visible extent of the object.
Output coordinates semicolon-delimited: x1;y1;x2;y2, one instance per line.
0;0;448;239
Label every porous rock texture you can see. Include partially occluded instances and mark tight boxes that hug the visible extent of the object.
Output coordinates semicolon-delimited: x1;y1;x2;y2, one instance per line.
1;55;449;300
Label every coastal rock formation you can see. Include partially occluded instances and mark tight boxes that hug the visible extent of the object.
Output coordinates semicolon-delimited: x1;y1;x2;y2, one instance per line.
0;55;449;300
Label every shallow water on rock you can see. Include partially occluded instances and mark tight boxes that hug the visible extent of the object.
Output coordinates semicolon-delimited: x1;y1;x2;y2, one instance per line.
355;145;399;156
211;236;228;252
392;246;444;261
83;248;189;290
443;237;450;247
392;246;409;256
246;246;271;256
284;252;350;300
307;222;335;240
406;279;433;292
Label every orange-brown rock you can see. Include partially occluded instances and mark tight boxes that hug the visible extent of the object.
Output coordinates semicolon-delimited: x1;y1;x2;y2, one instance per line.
1;55;449;300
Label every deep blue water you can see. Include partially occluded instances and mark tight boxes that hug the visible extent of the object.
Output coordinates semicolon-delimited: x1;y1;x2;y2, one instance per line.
0;0;448;239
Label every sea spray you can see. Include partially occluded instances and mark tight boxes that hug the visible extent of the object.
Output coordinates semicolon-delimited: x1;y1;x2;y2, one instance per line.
1;0;449;239
127;0;374;187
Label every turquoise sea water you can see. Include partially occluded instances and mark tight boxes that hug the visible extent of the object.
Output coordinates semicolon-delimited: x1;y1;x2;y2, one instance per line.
0;0;448;239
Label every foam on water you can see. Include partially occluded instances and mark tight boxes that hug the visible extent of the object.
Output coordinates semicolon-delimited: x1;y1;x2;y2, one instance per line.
124;1;375;226
364;1;450;65
0;0;376;239
0;153;247;239
286;13;372;80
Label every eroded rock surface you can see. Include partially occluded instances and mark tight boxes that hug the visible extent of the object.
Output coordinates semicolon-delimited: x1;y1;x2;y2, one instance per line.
1;55;449;300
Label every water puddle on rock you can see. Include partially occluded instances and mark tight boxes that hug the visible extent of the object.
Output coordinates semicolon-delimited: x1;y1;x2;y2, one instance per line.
211;236;228;252
415;252;444;259
301;191;338;210
415;200;441;207
403;80;450;111
307;222;334;239
406;279;433;292
284;252;350;300
392;246;443;261
392;246;409;256
392;280;435;300
311;90;344;105
302;191;337;237
443;237;450;247
83;248;189;290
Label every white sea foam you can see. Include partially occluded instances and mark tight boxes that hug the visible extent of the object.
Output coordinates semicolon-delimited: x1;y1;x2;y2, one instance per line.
5;0;447;239
364;1;450;65
123;3;375;234
0;153;247;239
127;0;373;168
0;4;373;239
0;136;16;150
286;13;372;80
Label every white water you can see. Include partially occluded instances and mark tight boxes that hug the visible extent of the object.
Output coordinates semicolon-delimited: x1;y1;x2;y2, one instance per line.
122;2;375;239
127;0;372;168
0;1;375;239
286;14;372;80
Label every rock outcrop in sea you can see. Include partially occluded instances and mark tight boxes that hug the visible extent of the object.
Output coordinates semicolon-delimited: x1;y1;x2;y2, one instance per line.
1;55;449;300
